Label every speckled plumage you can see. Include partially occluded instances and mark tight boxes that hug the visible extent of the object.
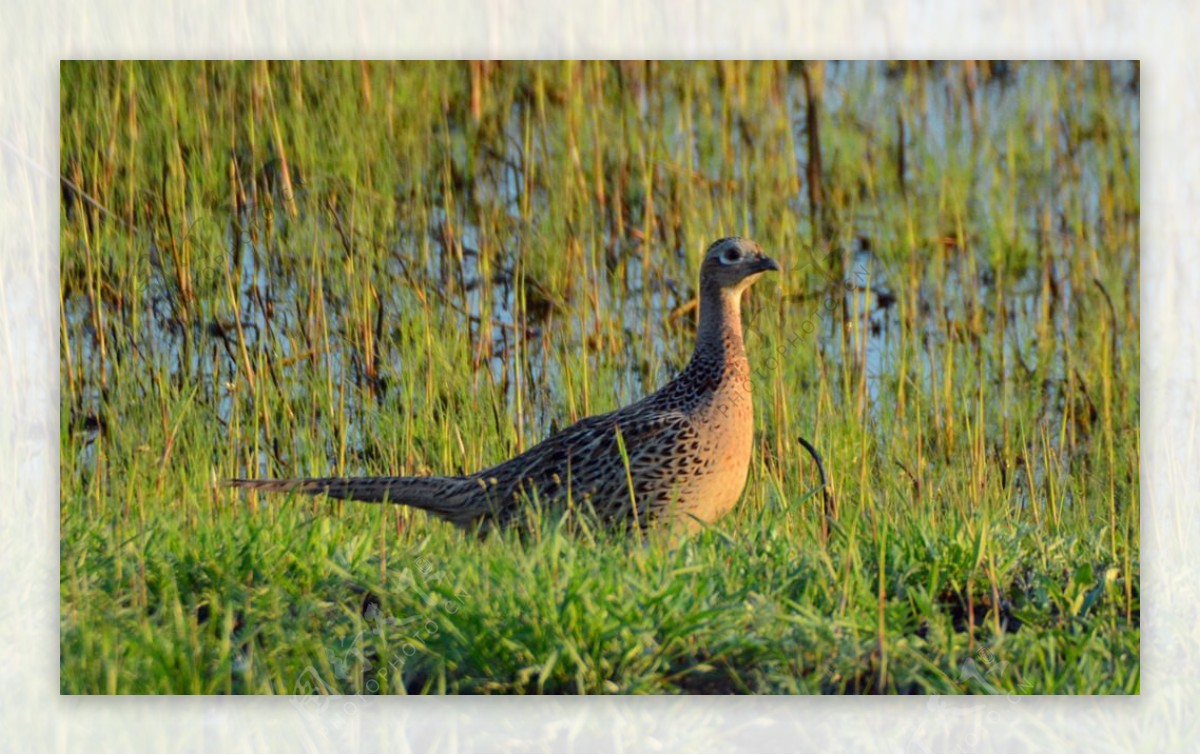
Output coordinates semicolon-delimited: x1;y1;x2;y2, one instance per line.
230;237;779;533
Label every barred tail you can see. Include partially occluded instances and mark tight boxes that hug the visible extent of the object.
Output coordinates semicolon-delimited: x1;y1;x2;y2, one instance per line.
227;475;482;524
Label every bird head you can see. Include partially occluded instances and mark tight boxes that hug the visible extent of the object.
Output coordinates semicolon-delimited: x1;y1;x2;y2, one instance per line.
701;237;780;296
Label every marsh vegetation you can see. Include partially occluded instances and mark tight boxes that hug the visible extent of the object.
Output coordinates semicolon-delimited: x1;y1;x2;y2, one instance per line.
60;61;1139;694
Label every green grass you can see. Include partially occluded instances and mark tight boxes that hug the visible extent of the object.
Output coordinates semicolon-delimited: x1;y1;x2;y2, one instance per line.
60;60;1139;694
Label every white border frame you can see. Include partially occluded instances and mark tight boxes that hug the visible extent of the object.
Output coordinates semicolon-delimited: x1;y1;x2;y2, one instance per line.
5;1;1192;751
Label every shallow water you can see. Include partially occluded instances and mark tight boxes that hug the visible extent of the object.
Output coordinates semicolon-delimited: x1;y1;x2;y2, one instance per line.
63;62;1139;497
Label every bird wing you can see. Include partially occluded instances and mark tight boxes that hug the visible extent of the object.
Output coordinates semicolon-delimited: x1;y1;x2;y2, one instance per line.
475;406;701;525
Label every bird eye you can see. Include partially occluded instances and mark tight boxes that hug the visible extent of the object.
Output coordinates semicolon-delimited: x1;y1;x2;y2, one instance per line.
720;248;742;265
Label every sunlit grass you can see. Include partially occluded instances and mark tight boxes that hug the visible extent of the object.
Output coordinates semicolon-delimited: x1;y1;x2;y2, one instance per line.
60;60;1139;694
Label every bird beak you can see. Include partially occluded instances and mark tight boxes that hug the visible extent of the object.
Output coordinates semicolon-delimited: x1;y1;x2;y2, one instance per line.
754;254;781;273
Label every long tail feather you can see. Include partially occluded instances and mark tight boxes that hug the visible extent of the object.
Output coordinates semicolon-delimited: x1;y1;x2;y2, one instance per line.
227;475;481;524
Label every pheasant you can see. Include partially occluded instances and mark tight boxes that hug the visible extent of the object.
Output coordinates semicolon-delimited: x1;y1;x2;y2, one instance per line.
230;237;779;533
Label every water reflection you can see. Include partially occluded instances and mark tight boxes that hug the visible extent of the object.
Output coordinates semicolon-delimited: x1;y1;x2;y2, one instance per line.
63;62;1138;502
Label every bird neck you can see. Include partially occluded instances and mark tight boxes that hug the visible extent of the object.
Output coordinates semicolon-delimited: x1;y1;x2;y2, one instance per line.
689;281;749;385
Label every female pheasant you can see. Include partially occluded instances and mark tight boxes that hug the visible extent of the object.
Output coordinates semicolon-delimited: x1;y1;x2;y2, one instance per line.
230;237;779;533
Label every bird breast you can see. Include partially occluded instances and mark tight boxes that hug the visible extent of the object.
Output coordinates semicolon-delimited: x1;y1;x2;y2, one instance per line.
685;365;754;523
